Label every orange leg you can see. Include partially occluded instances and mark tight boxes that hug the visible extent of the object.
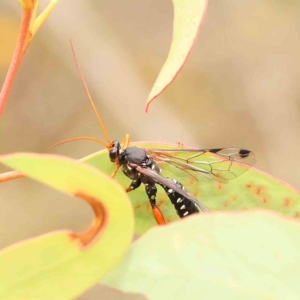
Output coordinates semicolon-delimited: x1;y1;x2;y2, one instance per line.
125;187;133;193
111;134;129;178
110;164;121;178
152;206;166;225
125;190;166;224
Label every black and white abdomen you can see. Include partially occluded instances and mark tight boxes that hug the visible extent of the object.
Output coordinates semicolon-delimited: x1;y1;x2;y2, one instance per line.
159;179;199;218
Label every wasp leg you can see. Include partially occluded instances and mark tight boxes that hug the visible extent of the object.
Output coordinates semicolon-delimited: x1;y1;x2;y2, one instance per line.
125;178;141;193
145;182;166;225
111;164;121;178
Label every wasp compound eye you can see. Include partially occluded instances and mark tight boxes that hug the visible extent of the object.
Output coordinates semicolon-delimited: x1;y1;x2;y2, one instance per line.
109;140;120;162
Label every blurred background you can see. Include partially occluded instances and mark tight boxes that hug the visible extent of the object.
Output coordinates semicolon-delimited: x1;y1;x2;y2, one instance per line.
0;0;300;298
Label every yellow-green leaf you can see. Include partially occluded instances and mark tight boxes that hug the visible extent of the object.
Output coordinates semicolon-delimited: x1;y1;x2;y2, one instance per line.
0;153;134;299
103;211;300;299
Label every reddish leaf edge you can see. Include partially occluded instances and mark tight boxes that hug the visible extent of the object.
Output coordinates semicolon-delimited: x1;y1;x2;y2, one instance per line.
1;142;300;199
249;167;300;196
0;192;107;256
0;152;127;251
145;1;208;112
84;141;300;199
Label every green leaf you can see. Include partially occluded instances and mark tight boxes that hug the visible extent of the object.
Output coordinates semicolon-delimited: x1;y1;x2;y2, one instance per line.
82;142;300;235
146;0;207;111
103;211;300;299
0;153;134;300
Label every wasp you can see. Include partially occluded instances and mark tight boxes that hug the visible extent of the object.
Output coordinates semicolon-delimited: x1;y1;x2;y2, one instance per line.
52;43;256;225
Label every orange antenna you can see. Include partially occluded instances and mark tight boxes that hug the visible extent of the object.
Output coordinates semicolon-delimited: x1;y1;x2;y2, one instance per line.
50;136;108;149
70;39;111;146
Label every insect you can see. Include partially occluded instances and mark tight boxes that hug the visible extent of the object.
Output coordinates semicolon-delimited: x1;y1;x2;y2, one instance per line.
52;42;256;225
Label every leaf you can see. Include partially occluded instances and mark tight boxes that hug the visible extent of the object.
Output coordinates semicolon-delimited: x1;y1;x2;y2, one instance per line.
146;0;207;112
0;153;134;300
30;0;59;37
103;211;300;299
0;0;59;115
82;142;300;234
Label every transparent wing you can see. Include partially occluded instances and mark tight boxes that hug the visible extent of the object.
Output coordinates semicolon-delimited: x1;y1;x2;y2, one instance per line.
132;165;210;213
144;147;256;183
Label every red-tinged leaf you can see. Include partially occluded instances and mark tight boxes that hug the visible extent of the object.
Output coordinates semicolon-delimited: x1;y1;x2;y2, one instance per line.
146;0;207;112
81;142;300;234
0;153;134;299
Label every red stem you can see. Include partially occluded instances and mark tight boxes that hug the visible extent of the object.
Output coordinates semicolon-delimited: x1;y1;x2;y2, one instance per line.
0;171;25;183
0;8;32;116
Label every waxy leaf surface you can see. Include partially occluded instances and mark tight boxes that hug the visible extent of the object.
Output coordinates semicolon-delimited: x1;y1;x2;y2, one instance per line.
103;211;300;299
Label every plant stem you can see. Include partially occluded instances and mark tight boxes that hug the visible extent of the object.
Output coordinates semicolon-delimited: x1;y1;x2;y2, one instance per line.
0;171;25;183
0;8;32;116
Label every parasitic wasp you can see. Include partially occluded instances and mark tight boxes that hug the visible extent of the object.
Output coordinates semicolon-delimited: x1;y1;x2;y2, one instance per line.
52;42;256;225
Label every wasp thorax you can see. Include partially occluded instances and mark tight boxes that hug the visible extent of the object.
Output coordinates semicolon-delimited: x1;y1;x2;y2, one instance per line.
122;147;148;165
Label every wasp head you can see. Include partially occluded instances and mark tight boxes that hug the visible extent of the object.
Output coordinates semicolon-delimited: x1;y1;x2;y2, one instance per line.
109;140;121;162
